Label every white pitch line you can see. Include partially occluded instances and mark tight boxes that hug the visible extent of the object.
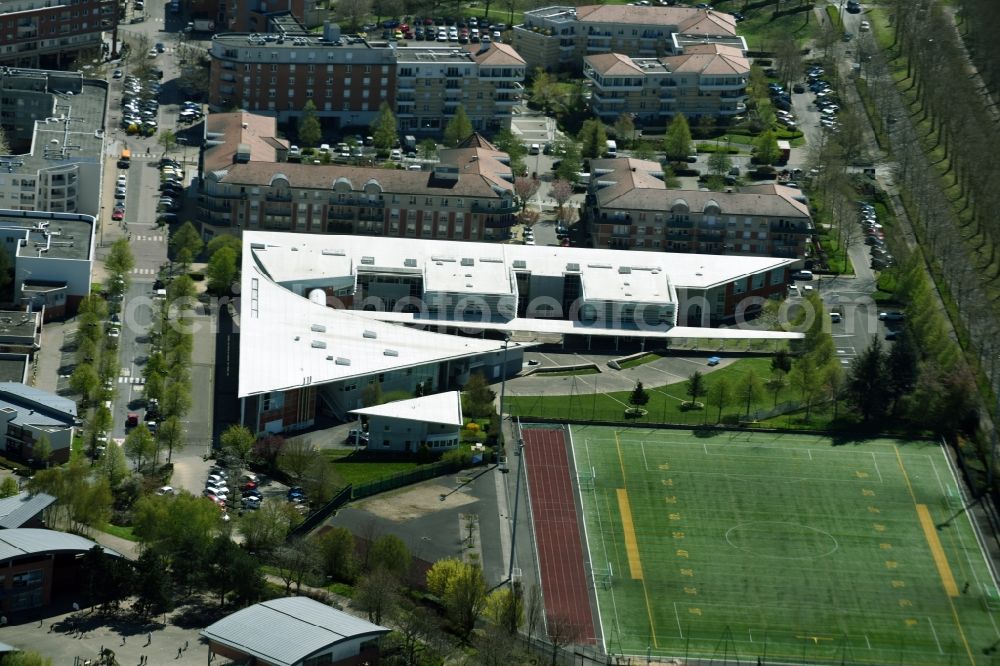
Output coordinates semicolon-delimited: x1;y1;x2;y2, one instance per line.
808;448;813;461
673;602;684;638
872;452;883;483
927;455;946;495
748;629;753;643
640;441;650;472
927;616;943;654
865;635;872;650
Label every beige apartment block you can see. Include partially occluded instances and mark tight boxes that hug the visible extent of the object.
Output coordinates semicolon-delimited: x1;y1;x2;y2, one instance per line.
585;158;812;258
512;5;744;73
199;133;518;242
584;44;748;123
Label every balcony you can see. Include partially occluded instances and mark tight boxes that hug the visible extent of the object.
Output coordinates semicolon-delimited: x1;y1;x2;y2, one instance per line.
264;207;292;217
358;210;383;222
699;79;748;91
484;215;515;229
591;93;626;106
719;102;747;115
220;73;236;82
220;62;236;70
472;201;518;214
356;199;383;208
327;210;354;220
266;192;291;202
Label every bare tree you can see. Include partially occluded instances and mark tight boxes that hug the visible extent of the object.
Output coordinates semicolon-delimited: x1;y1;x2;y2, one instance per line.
545;613;582;665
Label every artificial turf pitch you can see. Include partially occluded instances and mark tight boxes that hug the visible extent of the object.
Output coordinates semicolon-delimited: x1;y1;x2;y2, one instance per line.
568;426;1000;665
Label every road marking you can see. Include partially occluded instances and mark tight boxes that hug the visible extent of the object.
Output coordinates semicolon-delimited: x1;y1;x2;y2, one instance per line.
917;504;959;597
616;489;643;580
130;268;156;275
118;376;145;385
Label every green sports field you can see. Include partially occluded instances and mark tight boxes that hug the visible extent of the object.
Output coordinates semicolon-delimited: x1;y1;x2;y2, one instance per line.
569;426;1000;665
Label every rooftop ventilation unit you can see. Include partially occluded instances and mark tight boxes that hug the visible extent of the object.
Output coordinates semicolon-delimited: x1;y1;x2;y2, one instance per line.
619;266;632;274
311;340;327;349
404;258;417;267
480;257;502;263
566;263;580;272
335;357;351;365
384;349;399;357
363;330;377;339
461;258;474;266
361;256;375;264
322;249;346;256
311;324;326;332
513;260;527;269
588;263;612;269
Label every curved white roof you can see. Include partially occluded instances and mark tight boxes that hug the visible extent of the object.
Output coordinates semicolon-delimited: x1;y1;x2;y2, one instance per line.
0;528;120;562
201;597;389;666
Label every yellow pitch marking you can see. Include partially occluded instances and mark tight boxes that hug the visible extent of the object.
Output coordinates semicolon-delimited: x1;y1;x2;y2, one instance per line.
916;504;959;597
796;635;833;644
616;488;644;580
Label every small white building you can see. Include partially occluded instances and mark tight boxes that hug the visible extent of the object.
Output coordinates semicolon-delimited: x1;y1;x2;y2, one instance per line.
349;391;464;454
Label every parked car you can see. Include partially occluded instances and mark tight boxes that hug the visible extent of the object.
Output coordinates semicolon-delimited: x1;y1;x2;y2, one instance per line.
879;311;905;322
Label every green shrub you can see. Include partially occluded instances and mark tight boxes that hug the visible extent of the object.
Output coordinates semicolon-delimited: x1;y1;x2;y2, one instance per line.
443;447;473;466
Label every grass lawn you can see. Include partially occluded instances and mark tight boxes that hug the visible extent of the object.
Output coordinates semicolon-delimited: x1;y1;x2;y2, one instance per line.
570;426;998;664
321;449;422;487
538;367;601;377
734;5;822;52
618;352;667;370
508;358;791;425
104;523;138;542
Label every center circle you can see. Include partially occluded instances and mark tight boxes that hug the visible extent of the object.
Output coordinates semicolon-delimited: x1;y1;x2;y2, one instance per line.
725;521;839;560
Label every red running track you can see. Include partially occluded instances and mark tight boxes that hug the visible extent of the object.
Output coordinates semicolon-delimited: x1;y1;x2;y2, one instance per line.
523;427;596;645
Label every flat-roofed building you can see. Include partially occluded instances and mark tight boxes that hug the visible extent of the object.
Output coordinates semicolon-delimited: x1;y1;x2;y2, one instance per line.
395;42;525;135
584;158;812;259
208;20;526;136
584;44;748;122
513;4;745;73
0;0;115;68
199;133;516;241
0;69;108;218
0;382;77;464
0;210;95;318
349;391;463;453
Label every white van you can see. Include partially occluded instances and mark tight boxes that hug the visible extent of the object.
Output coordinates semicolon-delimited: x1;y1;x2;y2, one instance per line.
604;139;617;157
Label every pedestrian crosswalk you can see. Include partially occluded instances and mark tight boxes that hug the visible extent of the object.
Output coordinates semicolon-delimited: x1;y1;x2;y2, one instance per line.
118;376;146;385
130;268;156;275
132;235;164;242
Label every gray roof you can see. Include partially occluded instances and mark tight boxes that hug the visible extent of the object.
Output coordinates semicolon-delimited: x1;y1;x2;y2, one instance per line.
201;597;389;666
0;528;119;562
0;491;55;529
0;382;77;428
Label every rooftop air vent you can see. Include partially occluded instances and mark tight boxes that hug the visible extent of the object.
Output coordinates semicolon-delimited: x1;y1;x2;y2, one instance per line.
361;256;375;264
311;324;326;332
322;249;346;256
404;258;417;267
335;357;351;366
461;257;474;266
311;340;327;349
363;330;377;339
588;263;612;269
566;263;580;272
619;266;632;274
513;260;527;269
384;349;399;357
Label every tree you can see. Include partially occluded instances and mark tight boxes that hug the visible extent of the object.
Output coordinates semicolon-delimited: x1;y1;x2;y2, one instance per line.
162;381;192;421
444;563;487;639
462;373;496;418
529;69;565;115
738;372;764;418
553;140;583;183
105;237;135;276
221;424;255;467
707;147;733;177
771;348;793;375
847;337;889;422
550;179;574;212
685;371;705;408
546;613;581;665
298;100;322;147
393;600;437;666
272;541;319;594
753;129;781;166
100;441;129;487
32;433;53;468
206;246;238;295
156;416;184;464
427;558;465;597
371;103;398;156
361;382;383;408
419;138;437;160
124;423;155;471
207;234;241;262
790;355;823;421
513;176;541;212
613;113;635;148
170;221;203;266
356;567;398;624
443;105;473;147
371;0;402;21
0;477;18;498
69;364;99;403
332;0;371;31
628;382;650;411
0;126;10;156
368;534;411;579
484;584;524;634
240;499;301;554
663;113;693;161
886;328;918;410
157;128;177;157
133;550;173;619
707;376;732;423
662;164;680;188
579;119;608;160
278;439;319;482
0;652;52;666
315;526;357;582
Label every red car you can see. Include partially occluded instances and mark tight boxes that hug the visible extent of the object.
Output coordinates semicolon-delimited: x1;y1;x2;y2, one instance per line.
112;207;125;221
241;480;257;491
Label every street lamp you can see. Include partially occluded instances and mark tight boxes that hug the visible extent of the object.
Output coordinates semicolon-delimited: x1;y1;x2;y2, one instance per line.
497;334;512;424
507;428;525;583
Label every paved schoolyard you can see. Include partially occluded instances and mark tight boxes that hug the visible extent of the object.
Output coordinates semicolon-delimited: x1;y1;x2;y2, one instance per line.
0;601;217;666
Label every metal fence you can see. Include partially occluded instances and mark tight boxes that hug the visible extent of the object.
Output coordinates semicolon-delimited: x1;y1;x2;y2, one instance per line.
288;484;353;539
350;459;469;501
